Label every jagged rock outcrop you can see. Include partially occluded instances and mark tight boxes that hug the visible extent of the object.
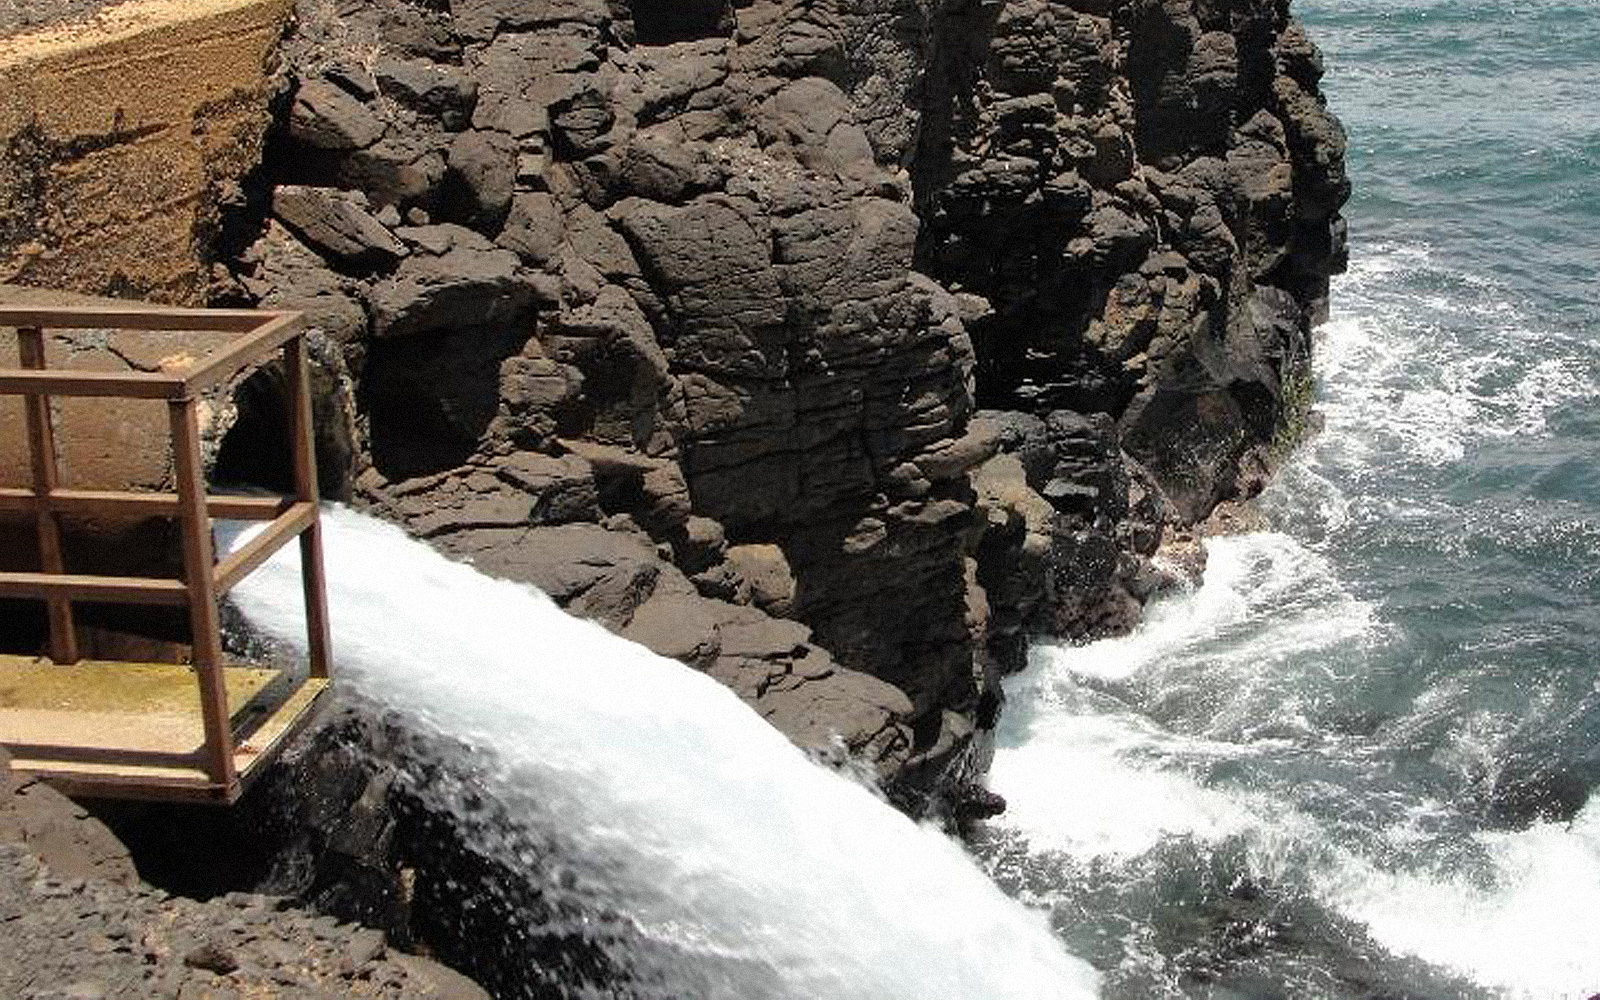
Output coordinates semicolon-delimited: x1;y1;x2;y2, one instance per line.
218;0;1346;802
0;747;491;1000
907;0;1347;522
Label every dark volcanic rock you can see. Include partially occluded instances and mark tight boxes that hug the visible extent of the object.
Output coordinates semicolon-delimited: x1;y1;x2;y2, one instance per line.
378;498;919;772
368;225;537;339
496;191;565;265
0;750;492;1000
272;184;406;268
228;0;1347;806
375;56;479;129
1;767;138;886
911;0;1346;517
444;129;519;231
288;79;386;151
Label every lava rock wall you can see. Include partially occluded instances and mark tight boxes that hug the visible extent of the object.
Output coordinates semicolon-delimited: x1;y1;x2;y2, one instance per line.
911;0;1346;520
223;0;1346;803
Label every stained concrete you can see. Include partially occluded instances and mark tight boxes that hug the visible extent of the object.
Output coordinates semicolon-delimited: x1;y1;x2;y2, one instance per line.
0;0;292;303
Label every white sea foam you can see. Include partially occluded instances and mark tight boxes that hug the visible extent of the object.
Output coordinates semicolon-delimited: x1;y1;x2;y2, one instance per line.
997;521;1600;998
988;705;1260;861
990;533;1379;860
1316;793;1600;998
224;508;1100;1000
1312;241;1599;471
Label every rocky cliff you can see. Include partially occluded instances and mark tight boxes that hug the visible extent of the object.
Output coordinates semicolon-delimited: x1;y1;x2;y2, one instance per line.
216;0;1346;806
0;746;493;1000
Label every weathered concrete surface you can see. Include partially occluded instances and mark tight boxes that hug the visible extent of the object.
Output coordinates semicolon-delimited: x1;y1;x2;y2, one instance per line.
0;284;231;496
0;2;136;40
0;0;291;303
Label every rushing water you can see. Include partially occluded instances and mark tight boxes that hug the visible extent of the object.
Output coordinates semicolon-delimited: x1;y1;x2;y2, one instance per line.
224;509;1099;1000
220;3;1598;996
981;2;1600;997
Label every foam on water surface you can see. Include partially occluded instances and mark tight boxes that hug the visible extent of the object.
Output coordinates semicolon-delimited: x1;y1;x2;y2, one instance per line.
991;523;1600;997
989;531;1381;862
1313;243;1599;471
1316;793;1600;998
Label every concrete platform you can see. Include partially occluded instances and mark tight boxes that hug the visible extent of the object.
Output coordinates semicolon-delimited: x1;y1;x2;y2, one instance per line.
0;654;328;801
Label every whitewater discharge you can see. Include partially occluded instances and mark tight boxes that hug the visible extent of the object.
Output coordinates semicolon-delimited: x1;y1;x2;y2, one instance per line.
987;241;1600;999
224;509;1099;1000
1314;242;1597;469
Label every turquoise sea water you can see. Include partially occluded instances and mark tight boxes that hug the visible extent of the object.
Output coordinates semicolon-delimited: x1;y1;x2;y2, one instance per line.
980;3;1600;997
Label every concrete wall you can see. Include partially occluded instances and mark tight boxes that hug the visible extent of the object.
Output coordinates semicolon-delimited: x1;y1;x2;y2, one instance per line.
0;0;292;497
0;0;290;304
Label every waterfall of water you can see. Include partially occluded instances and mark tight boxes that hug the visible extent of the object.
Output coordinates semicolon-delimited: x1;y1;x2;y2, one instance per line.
224;508;1099;999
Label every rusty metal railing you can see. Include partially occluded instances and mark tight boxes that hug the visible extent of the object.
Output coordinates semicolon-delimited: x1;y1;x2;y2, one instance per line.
0;304;331;793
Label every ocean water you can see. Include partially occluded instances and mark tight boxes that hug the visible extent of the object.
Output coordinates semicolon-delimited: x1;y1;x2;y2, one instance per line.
979;2;1600;998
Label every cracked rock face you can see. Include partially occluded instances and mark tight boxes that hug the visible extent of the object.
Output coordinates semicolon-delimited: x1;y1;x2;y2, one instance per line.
909;0;1347;519
222;0;1345;801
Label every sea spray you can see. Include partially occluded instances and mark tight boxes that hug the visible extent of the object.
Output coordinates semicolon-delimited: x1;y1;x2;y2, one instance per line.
978;227;1600;997
223;508;1099;1000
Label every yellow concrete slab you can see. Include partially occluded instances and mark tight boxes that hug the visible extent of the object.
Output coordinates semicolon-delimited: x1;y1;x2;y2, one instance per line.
3;669;330;803
0;656;279;755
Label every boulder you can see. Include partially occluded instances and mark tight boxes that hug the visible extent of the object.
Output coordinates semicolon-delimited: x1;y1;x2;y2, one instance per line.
376;4;463;61
438;523;664;629
237;221;370;344
272;185;406;268
621;589;915;774
750;662;914;771
618;128;717;203
492;451;603;525
288;80;386;150
753;77;876;181
445;130;519;233
621;583;731;666
392;954;495;1000
611;196;787;379
448;0;614;43
368;225;538;339
723;543;796;616
339;135;449;208
375;56;478;129
496;192;564;266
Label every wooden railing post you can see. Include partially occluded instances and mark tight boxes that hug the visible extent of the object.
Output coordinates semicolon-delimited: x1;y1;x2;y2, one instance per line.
17;326;78;664
285;336;332;679
169;396;235;790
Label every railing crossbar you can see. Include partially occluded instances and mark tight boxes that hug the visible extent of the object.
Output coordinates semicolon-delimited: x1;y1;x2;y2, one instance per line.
0;487;290;520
